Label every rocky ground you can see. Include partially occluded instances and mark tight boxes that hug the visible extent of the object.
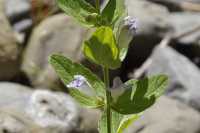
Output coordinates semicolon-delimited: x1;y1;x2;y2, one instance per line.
0;0;200;132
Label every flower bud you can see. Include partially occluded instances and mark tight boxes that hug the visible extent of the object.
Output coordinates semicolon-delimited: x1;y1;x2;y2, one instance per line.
117;16;138;61
111;77;131;102
85;13;99;25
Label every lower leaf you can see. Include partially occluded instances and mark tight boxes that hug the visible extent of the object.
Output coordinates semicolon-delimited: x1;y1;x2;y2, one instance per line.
98;109;141;133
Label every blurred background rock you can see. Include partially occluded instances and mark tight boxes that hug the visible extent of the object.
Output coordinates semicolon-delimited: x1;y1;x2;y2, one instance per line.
0;0;200;132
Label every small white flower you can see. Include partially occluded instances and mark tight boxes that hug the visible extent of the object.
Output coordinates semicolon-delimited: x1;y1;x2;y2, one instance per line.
124;16;138;34
67;75;86;88
67;75;94;96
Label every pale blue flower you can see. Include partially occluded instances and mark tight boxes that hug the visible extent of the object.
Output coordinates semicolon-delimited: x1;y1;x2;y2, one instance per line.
124;16;138;34
117;16;138;61
67;75;94;96
67;75;86;88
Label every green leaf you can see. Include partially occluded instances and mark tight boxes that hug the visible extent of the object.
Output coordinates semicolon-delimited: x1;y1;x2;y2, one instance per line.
112;75;168;114
57;0;98;26
49;54;106;98
113;0;127;24
98;109;141;133
119;47;129;61
83;26;121;69
101;0;116;23
117;113;142;133
69;89;104;108
102;0;127;26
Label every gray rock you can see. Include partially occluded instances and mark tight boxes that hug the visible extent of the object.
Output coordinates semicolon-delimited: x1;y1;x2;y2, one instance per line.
120;0;172;80
4;0;31;22
0;0;20;80
168;12;200;68
22;14;87;89
0;82;32;109
13;18;33;33
125;96;200;133
0;83;43;133
0;82;80;133
147;45;200;111
126;0;171;36
168;12;200;45
26;90;79;133
4;0;32;34
78;108;101;133
0;110;41;133
147;0;200;11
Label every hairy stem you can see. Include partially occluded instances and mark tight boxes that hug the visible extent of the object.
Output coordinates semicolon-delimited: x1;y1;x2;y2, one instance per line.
103;67;111;133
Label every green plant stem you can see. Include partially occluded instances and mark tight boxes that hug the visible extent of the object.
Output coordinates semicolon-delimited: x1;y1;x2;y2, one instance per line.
103;67;111;133
95;0;100;14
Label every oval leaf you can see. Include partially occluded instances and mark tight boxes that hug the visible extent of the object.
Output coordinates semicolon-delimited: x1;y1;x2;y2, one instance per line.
102;0;126;26
49;54;106;98
101;0;116;23
112;75;168;114
57;0;98;26
83;26;121;69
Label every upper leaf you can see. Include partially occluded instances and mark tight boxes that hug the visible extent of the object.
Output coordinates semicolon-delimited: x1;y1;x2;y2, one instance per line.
113;0;127;23
102;0;127;26
57;0;98;26
83;26;121;69
49;54;106;98
112;75;168;114
101;0;116;23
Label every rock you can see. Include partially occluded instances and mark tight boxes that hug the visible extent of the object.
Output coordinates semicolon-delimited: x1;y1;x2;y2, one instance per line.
147;0;200;12
31;0;59;24
0;0;20;80
120;0;172;81
171;42;200;68
13;18;33;33
0;110;42;133
127;0;171;36
22;14;87;90
168;12;200;45
167;12;200;68
26;90;79;133
0;82;42;133
0;82;32;109
0;82;80;133
147;45;200;111
4;0;31;23
4;0;32;36
125;96;200;133
78;108;101;133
